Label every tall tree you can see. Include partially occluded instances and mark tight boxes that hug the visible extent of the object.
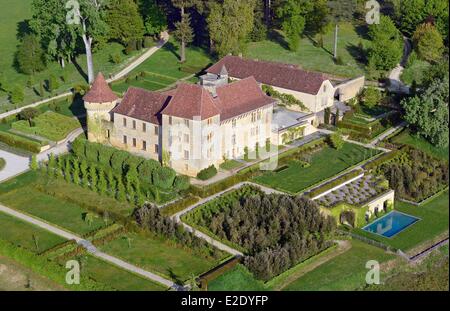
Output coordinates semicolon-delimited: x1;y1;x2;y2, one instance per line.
402;76;449;147
139;0;167;36
172;0;200;62
275;0;312;51
69;0;109;84
412;23;444;63
16;34;46;75
106;0;145;45
367;15;403;71
30;0;78;68
207;0;256;57
173;13;194;62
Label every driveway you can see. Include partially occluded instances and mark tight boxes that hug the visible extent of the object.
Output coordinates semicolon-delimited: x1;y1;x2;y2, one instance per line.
0;150;29;182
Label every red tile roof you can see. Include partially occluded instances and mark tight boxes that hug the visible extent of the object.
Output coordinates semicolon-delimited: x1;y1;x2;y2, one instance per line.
113;77;275;123
207;55;328;95
83;72;119;103
161;83;221;120
215;77;275;120
111;87;170;125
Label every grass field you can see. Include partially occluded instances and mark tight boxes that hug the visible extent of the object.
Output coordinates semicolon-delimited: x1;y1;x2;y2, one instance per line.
0;172;107;235
100;232;227;283
0;0;146;112
219;160;244;171
245;23;370;78
65;255;167;291
208;264;266;291
353;190;449;252
0;212;66;253
253;142;380;194
391;129;449;161
283;240;395;291
111;40;213;94
11;111;81;141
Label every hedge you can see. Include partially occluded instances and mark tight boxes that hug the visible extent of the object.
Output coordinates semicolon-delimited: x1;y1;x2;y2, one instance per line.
0;238;112;291
0;158;5;171
0;131;43;153
160;195;200;216
307;170;363;198
363;149;401;170
197;165;218;180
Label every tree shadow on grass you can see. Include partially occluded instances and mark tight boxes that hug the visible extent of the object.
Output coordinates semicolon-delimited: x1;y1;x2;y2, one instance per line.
163;41;181;62
304;33;334;57
16;19;32;40
167;267;184;286
346;43;367;70
354;24;370;41
267;29;289;51
71;57;89;83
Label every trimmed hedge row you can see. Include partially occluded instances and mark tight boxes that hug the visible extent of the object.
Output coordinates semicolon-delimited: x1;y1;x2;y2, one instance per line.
197;165;218;180
363;149;402;171
0;131;43;153
160;194;200;216
307;169;363;198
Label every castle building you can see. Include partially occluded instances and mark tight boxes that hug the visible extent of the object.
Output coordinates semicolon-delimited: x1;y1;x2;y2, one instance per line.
84;72;276;177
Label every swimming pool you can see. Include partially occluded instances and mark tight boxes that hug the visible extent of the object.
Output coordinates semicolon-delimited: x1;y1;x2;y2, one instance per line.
362;211;420;238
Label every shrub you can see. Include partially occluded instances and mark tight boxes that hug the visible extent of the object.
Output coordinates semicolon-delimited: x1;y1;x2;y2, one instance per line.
173;175;190;191
340;210;356;227
143;36;154;48
0;131;42;153
137;159;161;182
360;87;382;108
152;166;176;189
9;85;24;104
123;155;144;173
110;150;129;173
48;74;59;93
110;52;122;64
98;145;115;167
71;137;86;158
328;133;344;150
85;142;100;163
197;165;218;180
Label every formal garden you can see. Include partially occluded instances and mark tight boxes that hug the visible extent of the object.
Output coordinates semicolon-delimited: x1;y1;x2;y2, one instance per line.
253;140;380;194
182;185;336;281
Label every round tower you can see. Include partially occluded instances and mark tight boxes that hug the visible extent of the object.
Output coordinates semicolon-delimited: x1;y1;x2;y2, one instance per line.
83;72;119;143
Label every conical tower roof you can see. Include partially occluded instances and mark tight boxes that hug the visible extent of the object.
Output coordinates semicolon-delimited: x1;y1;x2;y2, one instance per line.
83;72;118;103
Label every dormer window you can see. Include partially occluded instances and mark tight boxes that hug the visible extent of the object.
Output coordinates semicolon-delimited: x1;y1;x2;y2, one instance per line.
232;119;236;128
323;85;327;92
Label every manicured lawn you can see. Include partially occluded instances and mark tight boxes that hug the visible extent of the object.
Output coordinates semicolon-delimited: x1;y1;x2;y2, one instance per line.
253;142;380;194
0;172;107;235
245;23;370;78
391;129;449;161
11;111;81;141
219;160;244;171
111;40;213;94
70;255;167;291
0;0;146;111
100;232;227;282
353;190;449;252
0;212;66;253
208;264;266;291
283;240;395;291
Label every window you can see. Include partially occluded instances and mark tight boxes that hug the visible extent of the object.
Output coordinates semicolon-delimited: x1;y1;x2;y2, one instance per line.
123;135;127;144
154;144;159;154
257;110;262;120
154;126;159;135
232;119;236;128
184;150;189;160
207;118;213;125
185;164;189;171
323;85;327;92
132;120;136;129
232;134;236;145
142;141;147;151
184;119;189;127
132;138;136;147
168;116;172;125
184;134;189;143
123;118;127;127
207;132;213;142
251;127;255;136
142;123;146;132
251;112;256;122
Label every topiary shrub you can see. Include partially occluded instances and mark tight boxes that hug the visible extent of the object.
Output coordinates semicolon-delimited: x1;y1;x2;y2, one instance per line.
152;166;176;189
340;210;356;227
70;137;86;158
173;175;190;191
137;159;161;182
110;150;129;173
197;165;218;180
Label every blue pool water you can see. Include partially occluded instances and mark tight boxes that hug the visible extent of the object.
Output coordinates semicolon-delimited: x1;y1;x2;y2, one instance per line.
362;211;420;238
